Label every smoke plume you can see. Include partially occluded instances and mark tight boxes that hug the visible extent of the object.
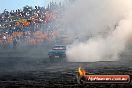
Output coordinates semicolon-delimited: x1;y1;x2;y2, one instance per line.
59;0;132;62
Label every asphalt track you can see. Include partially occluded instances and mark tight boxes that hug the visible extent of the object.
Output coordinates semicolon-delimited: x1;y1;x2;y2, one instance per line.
0;48;132;88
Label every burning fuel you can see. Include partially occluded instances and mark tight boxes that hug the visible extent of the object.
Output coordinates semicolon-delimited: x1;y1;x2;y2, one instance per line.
78;67;86;76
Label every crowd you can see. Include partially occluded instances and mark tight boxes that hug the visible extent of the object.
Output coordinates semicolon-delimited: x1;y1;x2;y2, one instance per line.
0;2;62;48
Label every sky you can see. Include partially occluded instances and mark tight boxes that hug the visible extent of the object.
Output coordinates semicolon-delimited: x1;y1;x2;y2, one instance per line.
0;0;62;13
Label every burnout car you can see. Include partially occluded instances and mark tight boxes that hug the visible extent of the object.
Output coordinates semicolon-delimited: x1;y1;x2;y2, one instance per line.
48;45;66;58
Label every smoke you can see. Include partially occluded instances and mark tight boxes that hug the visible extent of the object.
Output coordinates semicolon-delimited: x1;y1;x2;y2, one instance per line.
59;0;132;62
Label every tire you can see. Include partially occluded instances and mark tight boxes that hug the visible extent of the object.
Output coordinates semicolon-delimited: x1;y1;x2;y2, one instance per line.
49;56;54;62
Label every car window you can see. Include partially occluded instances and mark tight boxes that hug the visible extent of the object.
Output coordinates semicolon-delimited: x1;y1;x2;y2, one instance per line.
52;46;66;50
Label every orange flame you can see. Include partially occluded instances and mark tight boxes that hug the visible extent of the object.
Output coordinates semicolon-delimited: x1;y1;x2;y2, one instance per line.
78;67;86;76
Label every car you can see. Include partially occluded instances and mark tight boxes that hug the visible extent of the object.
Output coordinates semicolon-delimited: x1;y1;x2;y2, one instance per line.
48;45;66;59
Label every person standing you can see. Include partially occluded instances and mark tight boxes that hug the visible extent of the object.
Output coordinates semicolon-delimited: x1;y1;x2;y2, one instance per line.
13;37;17;48
2;35;7;48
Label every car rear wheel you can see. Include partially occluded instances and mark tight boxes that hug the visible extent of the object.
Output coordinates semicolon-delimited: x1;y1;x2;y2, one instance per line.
49;56;54;62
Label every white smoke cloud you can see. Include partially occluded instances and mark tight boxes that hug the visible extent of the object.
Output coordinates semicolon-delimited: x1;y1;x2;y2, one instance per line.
59;0;132;62
67;12;132;62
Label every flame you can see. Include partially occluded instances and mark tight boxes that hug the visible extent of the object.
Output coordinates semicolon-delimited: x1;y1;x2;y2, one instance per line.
78;67;86;76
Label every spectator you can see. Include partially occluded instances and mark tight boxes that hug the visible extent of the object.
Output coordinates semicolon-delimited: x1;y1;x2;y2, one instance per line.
0;1;62;49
